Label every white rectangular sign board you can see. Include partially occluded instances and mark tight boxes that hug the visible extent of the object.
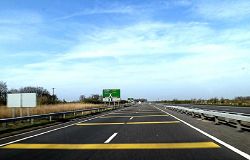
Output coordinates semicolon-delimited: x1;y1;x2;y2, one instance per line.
22;93;37;107
7;94;21;107
7;93;37;108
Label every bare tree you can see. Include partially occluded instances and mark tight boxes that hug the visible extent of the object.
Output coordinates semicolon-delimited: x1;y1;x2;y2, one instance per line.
79;95;86;102
0;81;7;105
8;88;19;93
91;94;100;100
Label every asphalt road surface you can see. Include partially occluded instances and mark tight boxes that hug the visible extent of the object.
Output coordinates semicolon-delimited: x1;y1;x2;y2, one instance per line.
174;104;250;114
0;104;249;160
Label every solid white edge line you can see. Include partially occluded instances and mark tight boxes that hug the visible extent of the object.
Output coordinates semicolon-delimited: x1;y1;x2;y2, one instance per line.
0;118;80;141
0;124;58;141
154;105;250;160
104;133;118;143
0;117;97;147
0;108;126;147
129;117;133;120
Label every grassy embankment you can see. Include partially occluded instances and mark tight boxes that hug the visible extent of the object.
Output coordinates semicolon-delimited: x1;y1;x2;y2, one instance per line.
0;103;106;135
0;103;102;119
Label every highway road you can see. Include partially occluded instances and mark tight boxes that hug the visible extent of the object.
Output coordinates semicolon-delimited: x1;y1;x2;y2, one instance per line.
0;103;249;160
174;104;250;114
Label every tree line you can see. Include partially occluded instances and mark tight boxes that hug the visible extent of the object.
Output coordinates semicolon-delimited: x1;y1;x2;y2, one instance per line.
79;94;102;104
159;97;250;107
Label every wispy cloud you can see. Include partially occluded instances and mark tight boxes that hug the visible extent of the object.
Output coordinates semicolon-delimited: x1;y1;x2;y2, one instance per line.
55;6;134;21
56;22;214;60
3;21;249;87
193;0;250;21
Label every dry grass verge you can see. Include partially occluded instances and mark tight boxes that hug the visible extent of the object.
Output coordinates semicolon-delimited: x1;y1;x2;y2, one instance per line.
0;103;102;119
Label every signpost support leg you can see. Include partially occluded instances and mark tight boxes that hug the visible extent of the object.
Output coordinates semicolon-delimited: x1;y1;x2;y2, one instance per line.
19;108;23;117
20;93;23;117
27;108;30;116
12;108;15;118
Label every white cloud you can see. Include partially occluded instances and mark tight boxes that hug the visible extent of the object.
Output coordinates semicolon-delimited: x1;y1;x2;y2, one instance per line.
56;22;215;60
193;0;250;20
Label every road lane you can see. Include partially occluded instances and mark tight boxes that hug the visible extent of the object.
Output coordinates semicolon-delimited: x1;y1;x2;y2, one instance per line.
0;103;248;160
0;107;127;145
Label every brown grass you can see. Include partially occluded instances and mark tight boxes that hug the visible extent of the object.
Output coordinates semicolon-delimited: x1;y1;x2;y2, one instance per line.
0;103;102;119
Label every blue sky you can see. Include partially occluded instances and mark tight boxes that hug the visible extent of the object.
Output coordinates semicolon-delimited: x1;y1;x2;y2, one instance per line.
0;0;250;101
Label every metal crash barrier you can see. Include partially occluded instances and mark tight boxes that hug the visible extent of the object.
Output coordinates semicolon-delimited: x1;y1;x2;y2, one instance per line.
0;104;131;129
158;105;250;131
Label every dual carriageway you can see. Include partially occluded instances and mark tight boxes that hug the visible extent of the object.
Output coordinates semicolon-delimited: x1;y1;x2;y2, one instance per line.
0;103;249;160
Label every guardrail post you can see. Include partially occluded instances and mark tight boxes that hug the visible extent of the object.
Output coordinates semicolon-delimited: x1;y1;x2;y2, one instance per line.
31;118;34;124
214;117;220;125
49;116;52;122
236;120;242;131
192;112;195;117
201;114;205;120
2;122;7;128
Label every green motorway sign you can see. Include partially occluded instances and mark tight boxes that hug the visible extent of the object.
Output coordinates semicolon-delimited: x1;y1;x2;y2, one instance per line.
103;89;121;102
